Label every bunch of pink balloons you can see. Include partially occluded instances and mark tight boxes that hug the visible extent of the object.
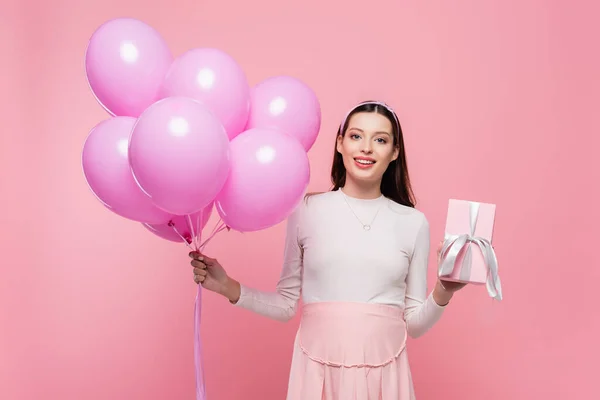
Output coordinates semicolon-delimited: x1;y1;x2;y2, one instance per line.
82;17;321;243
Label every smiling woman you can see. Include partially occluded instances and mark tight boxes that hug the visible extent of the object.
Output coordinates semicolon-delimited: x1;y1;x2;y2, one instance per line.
190;100;463;399
330;101;405;233
331;101;415;207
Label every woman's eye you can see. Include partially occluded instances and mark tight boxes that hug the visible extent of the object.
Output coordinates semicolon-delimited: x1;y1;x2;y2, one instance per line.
376;138;387;144
350;134;361;140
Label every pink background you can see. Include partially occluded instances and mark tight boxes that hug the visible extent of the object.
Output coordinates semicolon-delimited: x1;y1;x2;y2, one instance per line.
1;0;598;399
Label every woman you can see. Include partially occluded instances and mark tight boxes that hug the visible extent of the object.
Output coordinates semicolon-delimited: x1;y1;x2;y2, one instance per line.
189;100;465;399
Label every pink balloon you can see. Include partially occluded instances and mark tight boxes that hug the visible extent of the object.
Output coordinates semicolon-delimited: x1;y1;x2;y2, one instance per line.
128;97;231;216
159;48;250;140
143;203;213;243
85;18;173;117
215;128;310;232
246;76;321;151
82;117;171;224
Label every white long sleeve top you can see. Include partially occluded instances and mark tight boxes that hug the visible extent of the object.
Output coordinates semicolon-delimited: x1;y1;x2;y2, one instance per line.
234;189;446;338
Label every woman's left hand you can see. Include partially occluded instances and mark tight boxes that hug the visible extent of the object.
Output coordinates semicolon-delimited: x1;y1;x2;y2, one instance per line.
438;279;467;293
433;240;467;305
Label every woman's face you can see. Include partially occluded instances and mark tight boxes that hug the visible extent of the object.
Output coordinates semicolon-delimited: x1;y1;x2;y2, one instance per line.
336;111;399;185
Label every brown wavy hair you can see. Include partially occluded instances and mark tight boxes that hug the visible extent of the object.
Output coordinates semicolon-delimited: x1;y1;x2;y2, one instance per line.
330;101;416;208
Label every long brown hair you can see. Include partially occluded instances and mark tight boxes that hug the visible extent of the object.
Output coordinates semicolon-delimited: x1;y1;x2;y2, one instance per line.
330;101;416;208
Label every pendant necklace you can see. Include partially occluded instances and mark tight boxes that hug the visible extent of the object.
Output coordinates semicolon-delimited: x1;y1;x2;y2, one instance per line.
340;190;383;231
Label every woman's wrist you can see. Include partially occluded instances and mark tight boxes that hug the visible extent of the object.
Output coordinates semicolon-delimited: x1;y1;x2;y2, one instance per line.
432;280;453;306
221;277;241;304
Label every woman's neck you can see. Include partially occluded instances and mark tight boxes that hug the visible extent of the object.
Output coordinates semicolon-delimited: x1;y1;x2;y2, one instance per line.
340;177;382;199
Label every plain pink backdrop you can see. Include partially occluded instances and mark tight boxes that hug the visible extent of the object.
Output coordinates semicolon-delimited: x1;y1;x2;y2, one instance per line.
1;0;599;399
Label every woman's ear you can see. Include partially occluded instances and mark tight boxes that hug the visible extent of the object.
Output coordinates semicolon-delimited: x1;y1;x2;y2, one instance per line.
336;134;343;154
392;146;399;161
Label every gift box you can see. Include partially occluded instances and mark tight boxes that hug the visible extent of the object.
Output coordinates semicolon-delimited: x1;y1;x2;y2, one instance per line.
438;199;503;300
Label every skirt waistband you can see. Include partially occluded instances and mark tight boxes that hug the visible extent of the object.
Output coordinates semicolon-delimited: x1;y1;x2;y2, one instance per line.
302;301;405;318
298;301;407;368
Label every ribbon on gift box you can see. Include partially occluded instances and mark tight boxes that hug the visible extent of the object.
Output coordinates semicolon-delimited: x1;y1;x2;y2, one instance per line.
438;201;503;301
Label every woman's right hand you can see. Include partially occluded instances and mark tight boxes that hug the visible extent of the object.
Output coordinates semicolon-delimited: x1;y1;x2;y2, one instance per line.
189;252;240;302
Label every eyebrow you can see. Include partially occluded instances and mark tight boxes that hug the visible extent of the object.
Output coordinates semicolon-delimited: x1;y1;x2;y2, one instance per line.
347;127;392;136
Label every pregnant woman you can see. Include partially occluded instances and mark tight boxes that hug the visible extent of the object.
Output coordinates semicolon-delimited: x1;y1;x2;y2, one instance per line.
190;100;465;399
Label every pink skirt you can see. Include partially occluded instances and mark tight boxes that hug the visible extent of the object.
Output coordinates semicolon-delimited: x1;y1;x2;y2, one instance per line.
285;302;415;400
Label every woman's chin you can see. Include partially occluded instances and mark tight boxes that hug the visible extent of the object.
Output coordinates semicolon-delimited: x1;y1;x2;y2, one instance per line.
346;168;382;184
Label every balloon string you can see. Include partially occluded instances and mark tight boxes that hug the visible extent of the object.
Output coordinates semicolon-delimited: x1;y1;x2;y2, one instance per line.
194;284;206;400
192;214;212;400
186;214;199;252
194;210;203;251
167;215;215;400
169;221;195;251
168;213;229;252
199;219;229;252
207;216;222;238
